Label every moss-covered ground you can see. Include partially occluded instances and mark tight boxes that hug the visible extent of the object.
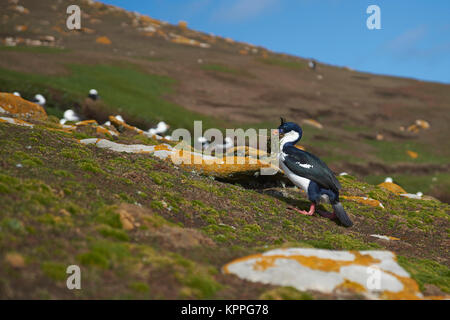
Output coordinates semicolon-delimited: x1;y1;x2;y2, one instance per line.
0;120;448;299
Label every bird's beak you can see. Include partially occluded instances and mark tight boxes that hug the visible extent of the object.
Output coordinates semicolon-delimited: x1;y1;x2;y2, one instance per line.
274;129;284;137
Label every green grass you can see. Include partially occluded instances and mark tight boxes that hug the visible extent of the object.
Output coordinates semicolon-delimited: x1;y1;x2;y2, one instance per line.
0;122;448;299
202;63;253;77
364;173;450;195
366;140;448;164
398;256;450;293
257;57;305;69
0;64;224;131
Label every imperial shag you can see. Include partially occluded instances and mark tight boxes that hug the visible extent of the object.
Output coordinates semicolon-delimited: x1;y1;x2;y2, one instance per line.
277;117;353;227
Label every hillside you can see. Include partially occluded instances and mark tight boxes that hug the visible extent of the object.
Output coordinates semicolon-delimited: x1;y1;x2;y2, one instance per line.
1;0;449;202
0;99;449;299
0;0;449;299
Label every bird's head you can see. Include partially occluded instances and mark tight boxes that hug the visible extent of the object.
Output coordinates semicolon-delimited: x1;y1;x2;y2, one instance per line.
277;117;303;139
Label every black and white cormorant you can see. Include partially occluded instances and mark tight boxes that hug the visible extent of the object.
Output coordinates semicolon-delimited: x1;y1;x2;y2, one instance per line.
277;117;353;227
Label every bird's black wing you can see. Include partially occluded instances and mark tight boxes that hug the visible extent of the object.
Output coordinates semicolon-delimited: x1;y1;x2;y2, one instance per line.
282;146;341;193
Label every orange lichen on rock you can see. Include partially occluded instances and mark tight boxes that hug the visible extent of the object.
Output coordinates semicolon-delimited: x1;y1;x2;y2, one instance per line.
178;21;188;30
0;117;34;127
154;144;172;151
171;35;210;48
379;273;422;300
96;36;112;45
76;120;98;126
415;119;430;129
341;196;384;208
378;182;407;195
226;146;268;158
81;27;96;34
302;119;323;129
172;150;275;178
249;251;380;273
223;248;425;300
15;25;28;32
108;115;143;135
0;92;47;120
140;15;161;26
407;120;430;133
335;279;367;293
406;150;418;159
5;253;26;268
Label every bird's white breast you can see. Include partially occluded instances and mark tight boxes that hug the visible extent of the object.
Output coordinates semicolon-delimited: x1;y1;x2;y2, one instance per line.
279;154;311;192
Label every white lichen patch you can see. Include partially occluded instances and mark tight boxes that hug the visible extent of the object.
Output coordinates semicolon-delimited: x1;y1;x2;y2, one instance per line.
222;248;423;300
370;234;400;241
0;116;33;127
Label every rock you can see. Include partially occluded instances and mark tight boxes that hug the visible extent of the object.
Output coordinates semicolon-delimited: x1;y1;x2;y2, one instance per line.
171;34;210;48
179;155;277;180
115;203;214;248
302;119;323;129
59;209;71;217
40;35;55;42
370;234;400;241
400;193;423;200
415;119;430;129
178;21;188;30
108;115;144;135
0;117;34;127
378;181;406;195
0;93;47;120
15;25;27;32
5;253;25;268
118;207;135;230
4;37;16;46
96;36;112;45
80;138;172;156
13;5;30;14
407;120;430;133
406;150;418;159
222;248;422;300
81;28;96;34
341;195;384;209
80;138;278;180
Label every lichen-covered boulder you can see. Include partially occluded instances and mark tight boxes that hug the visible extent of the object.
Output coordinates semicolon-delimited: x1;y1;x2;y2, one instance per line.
223;248;423;300
378;181;407;195
80;138;279;180
341;195;384;208
108;115;145;136
0;93;47;120
0;116;34;127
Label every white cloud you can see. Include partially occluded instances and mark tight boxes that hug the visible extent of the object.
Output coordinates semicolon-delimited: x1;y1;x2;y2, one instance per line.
384;25;427;54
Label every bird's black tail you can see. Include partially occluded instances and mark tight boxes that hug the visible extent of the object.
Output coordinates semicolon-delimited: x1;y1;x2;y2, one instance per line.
332;202;353;227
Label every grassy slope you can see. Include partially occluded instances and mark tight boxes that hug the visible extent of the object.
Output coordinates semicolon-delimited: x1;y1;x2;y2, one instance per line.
0;58;223;131
0;120;448;299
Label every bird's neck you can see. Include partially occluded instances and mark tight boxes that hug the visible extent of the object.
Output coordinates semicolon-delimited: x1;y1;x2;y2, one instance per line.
280;130;301;151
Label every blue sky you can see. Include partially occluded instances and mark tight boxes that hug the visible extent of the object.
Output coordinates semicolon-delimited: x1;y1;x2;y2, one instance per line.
101;0;450;84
